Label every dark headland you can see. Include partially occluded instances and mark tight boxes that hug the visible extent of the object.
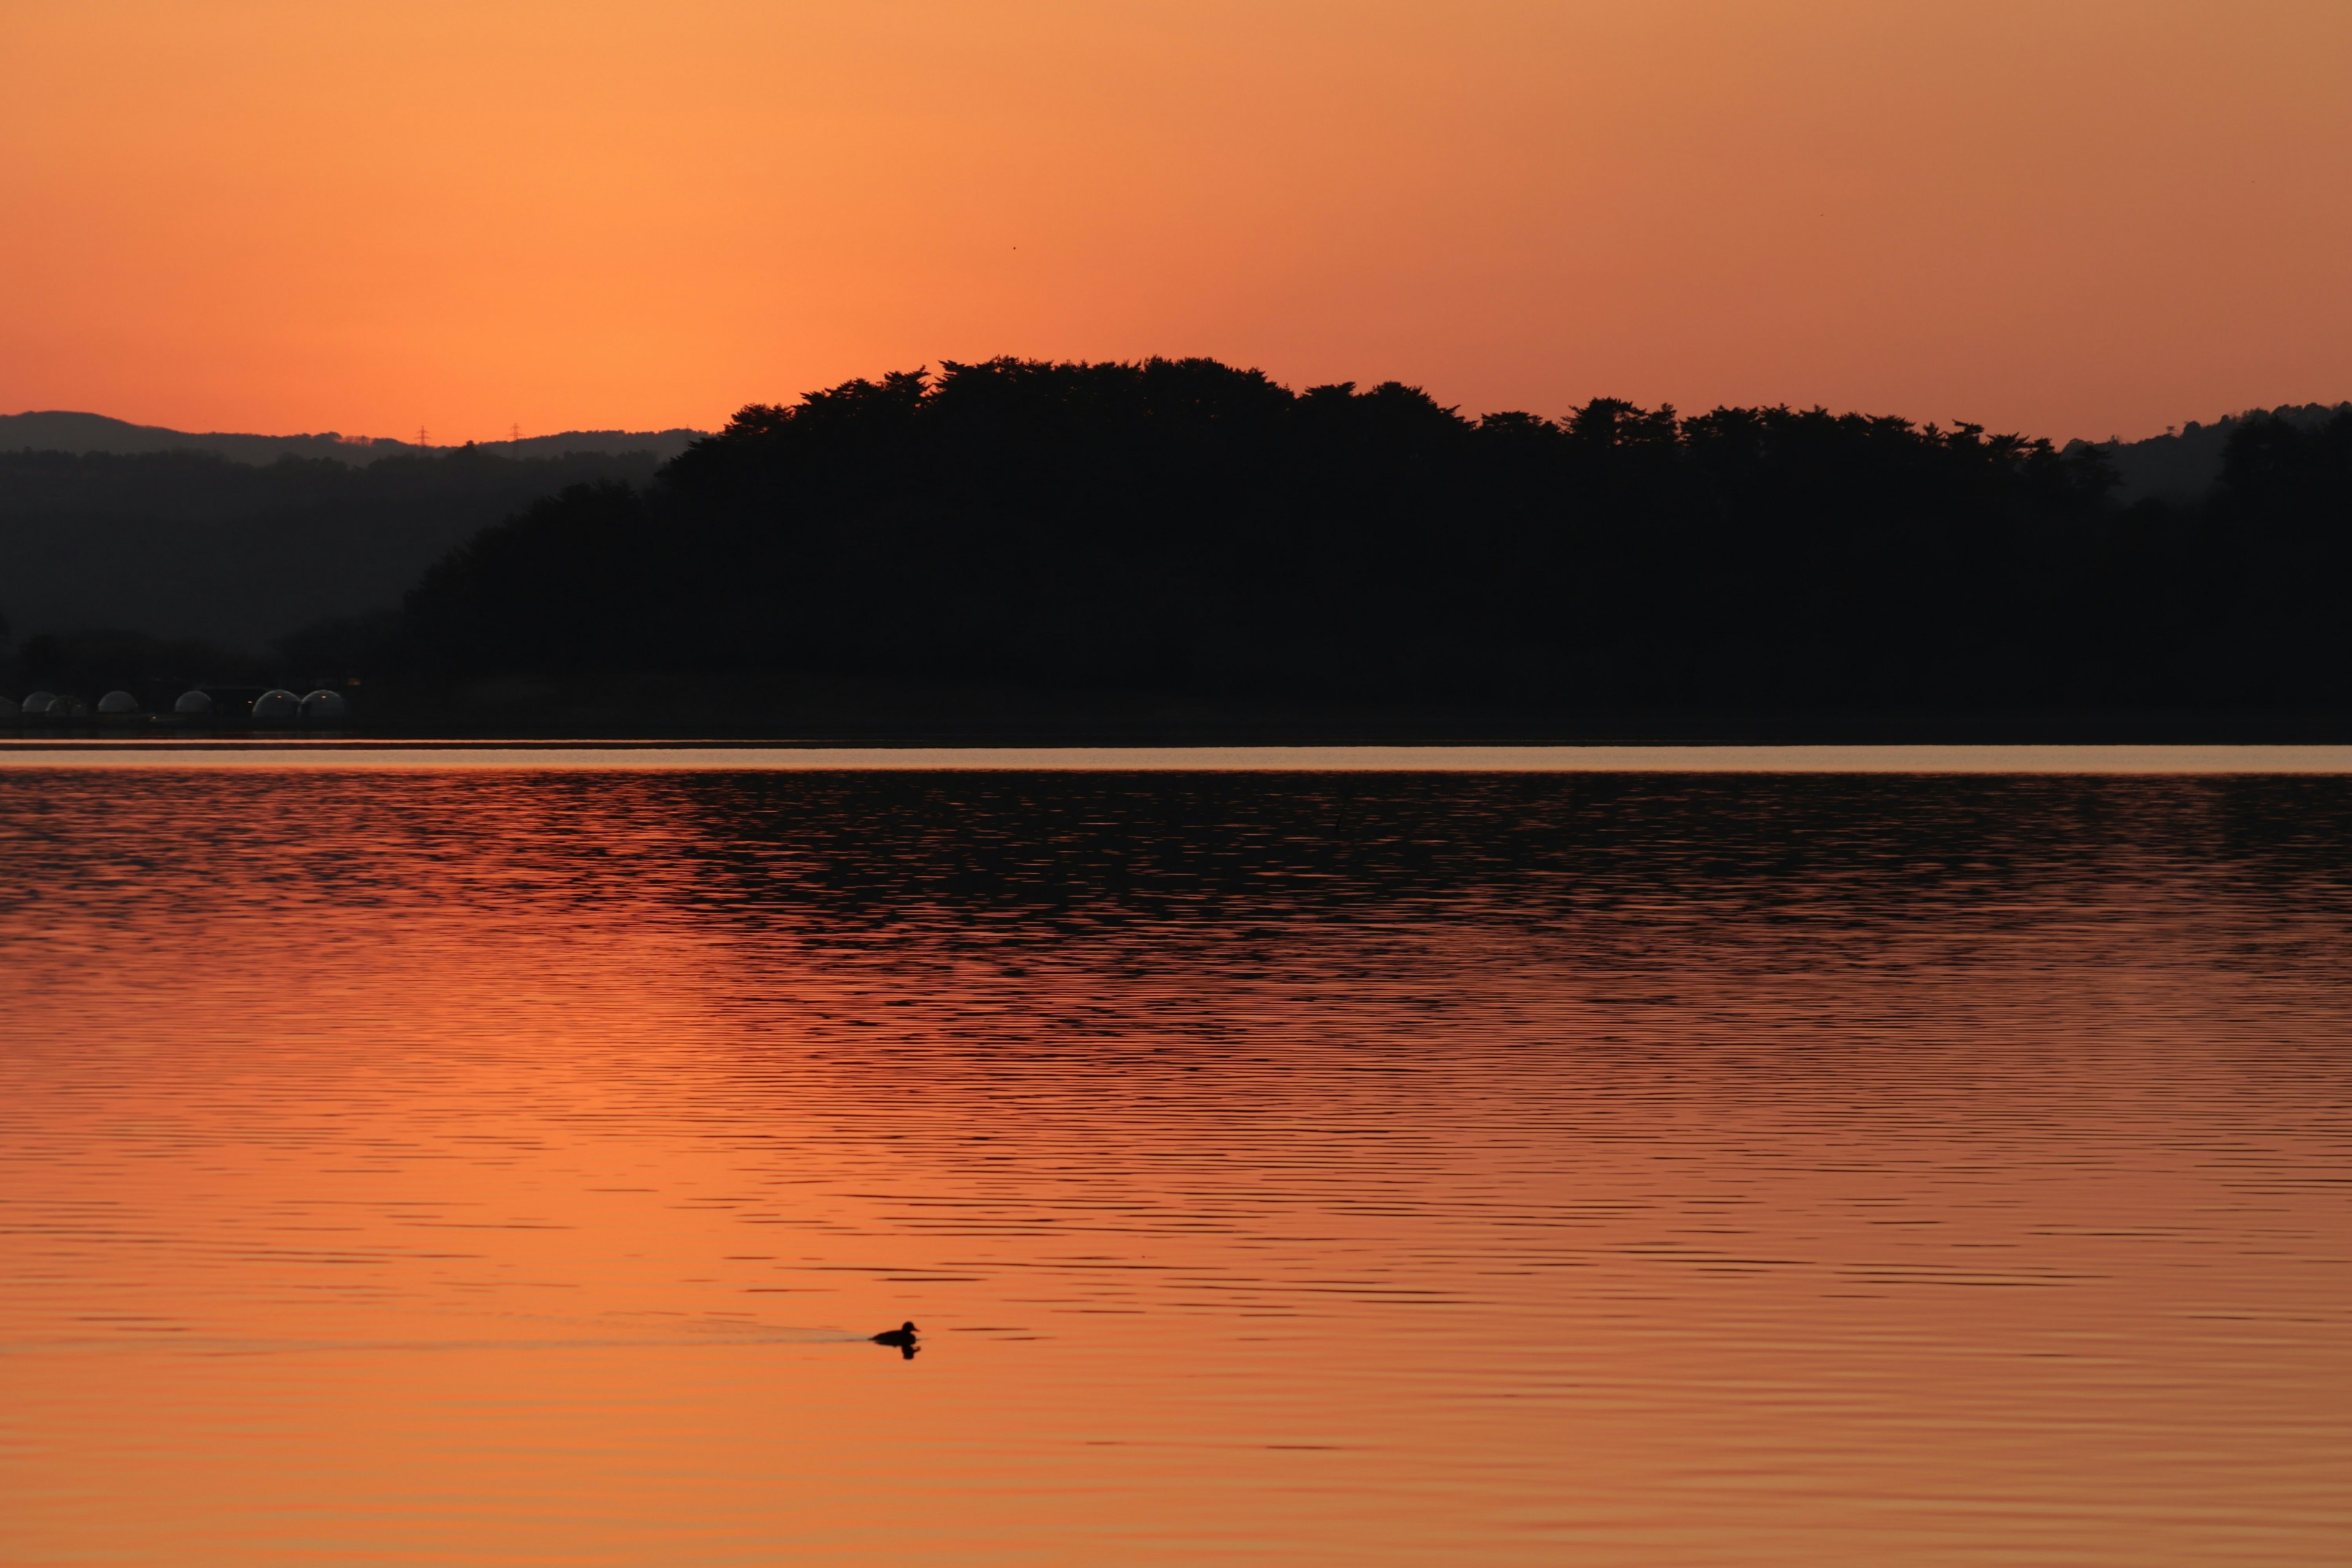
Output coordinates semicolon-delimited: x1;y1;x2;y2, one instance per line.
5;359;2350;743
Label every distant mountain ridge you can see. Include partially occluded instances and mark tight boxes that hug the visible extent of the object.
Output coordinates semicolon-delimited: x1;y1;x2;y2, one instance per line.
4;391;2343;671
17;405;2344;500
2071;403;2352;503
0;410;708;466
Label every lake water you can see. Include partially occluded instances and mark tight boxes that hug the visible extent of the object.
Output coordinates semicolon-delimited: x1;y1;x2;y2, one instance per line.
2;758;2348;1565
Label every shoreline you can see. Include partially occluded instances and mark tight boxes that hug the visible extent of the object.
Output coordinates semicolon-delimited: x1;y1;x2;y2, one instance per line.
6;741;2352;772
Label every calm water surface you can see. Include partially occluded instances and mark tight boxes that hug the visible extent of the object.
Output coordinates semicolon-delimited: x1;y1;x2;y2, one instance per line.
2;765;2348;1565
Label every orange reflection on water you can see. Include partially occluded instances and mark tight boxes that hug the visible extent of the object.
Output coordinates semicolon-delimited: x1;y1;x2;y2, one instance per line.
2;769;2348;1564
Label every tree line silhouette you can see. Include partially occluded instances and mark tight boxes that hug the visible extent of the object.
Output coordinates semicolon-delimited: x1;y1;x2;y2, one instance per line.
390;358;2351;719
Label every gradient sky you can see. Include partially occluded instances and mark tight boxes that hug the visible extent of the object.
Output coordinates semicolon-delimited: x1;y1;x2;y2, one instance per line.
3;0;2348;443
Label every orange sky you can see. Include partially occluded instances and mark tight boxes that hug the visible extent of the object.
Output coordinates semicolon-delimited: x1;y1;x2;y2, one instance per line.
2;0;2347;445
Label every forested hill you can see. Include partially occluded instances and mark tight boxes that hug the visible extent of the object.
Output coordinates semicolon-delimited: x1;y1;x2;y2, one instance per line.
400;357;2352;718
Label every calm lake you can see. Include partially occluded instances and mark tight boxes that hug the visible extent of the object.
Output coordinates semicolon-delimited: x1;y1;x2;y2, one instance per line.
2;756;2348;1565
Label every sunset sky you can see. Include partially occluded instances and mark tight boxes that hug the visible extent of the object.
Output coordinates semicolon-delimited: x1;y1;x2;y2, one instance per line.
3;0;2347;445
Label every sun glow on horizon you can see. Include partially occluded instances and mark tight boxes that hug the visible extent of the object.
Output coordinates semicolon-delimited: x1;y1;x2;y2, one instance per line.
2;0;2348;445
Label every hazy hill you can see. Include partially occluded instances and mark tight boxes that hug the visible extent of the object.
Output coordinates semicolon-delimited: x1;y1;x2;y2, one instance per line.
0;410;707;467
0;445;674;650
2071;403;2352;503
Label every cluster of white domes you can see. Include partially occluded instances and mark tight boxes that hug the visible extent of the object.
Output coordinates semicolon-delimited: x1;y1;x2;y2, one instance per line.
6;688;354;723
14;692;93;718
242;688;347;721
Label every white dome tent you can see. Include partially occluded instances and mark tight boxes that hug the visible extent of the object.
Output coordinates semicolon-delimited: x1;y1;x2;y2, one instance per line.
251;689;300;722
20;691;55;717
299;689;349;721
97;690;141;715
173;690;214;715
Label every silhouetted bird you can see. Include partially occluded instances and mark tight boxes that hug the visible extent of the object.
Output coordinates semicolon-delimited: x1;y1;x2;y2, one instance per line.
872;1321;919;1357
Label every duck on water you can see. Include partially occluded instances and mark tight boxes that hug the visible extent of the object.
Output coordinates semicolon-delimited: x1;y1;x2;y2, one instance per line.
872;1321;919;1358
